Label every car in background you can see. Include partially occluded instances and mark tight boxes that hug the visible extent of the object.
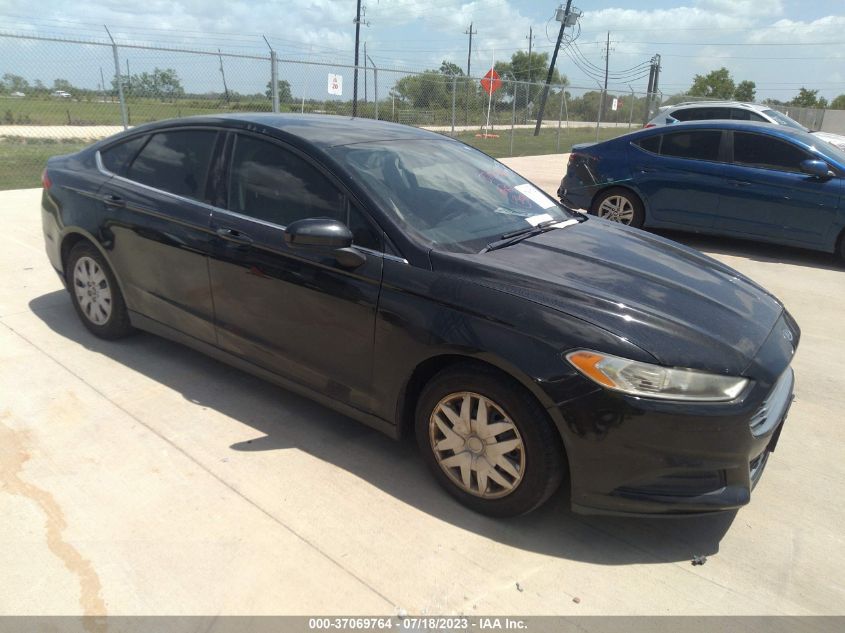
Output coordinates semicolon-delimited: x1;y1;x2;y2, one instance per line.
559;120;845;260
10;90;26;98
51;90;72;99
42;114;798;518
645;101;845;152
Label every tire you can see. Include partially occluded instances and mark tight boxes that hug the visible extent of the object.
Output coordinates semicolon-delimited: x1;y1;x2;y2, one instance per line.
591;187;645;229
415;364;565;517
66;241;134;339
838;231;845;265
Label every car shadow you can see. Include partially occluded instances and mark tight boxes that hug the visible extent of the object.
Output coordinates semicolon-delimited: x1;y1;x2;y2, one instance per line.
653;229;843;271
29;290;737;566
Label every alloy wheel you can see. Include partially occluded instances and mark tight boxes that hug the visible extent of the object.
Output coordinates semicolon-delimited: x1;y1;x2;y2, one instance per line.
597;195;635;224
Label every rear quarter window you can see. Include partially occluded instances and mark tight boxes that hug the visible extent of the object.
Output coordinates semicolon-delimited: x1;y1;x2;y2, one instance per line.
634;135;661;154
100;135;147;176
125;129;218;201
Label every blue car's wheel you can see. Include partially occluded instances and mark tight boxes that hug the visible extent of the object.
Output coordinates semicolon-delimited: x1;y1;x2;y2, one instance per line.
592;188;644;229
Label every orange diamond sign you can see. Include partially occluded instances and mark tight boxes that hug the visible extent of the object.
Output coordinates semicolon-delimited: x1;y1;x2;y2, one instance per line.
480;69;502;96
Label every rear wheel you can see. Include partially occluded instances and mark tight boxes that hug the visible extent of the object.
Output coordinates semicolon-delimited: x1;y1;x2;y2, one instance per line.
415;365;565;517
592;187;645;228
66;242;133;339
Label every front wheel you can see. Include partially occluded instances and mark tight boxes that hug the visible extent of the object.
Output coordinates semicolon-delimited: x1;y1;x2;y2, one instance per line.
415;365;565;517
591;188;645;228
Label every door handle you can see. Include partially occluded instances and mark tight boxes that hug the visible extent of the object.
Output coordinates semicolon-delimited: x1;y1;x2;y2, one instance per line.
102;193;125;207
729;180;752;187
636;166;656;173
216;227;253;246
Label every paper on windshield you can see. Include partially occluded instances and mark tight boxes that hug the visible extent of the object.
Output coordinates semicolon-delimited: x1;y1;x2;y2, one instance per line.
525;213;554;226
515;183;556;210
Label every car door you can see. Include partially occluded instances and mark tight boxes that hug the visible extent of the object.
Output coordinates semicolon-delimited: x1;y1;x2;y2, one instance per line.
207;132;385;412
630;129;726;229
716;131;840;245
97;128;222;343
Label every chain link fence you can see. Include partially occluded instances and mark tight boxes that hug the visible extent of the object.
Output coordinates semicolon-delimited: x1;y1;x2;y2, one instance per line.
0;31;666;189
5;31;841;191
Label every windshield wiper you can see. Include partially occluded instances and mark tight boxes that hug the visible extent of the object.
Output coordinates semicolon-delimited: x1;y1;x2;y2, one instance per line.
480;219;563;253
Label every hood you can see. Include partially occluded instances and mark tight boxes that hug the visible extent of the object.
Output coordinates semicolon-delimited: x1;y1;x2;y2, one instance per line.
432;218;784;374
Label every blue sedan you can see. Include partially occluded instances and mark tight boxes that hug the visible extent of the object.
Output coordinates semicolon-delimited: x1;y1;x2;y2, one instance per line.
558;121;845;259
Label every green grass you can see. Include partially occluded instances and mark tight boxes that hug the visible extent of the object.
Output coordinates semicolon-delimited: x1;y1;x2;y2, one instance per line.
0;138;89;189
1;96;272;126
453;126;633;158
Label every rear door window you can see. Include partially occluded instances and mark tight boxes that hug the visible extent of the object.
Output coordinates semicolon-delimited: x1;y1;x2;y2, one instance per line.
659;131;722;161
733;132;811;173
125;129;218;201
100;135;147;176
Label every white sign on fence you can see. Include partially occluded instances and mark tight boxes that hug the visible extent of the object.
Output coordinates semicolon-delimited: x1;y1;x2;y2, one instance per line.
611;97;619;111
328;74;343;96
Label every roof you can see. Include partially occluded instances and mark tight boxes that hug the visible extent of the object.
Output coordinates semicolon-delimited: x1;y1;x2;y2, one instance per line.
664;101;769;112
118;113;448;149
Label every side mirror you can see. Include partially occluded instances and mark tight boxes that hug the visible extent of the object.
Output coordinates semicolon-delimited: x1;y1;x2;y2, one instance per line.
284;217;353;249
283;217;366;269
800;159;832;179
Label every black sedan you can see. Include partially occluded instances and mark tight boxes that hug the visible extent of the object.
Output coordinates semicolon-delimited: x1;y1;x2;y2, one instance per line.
41;114;798;517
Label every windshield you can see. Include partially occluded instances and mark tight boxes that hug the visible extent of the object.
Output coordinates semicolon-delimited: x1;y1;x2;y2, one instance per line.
330;139;575;253
763;109;808;132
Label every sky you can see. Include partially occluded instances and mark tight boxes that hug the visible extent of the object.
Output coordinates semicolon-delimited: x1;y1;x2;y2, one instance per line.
1;0;844;101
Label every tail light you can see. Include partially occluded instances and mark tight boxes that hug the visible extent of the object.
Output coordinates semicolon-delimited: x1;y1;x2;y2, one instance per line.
568;152;582;167
643;123;656;129
41;169;52;190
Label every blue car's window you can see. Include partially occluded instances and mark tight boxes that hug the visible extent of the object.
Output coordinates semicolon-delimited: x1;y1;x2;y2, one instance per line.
126;130;217;201
660;131;721;161
331;139;575;253
733;133;810;173
635;135;660;154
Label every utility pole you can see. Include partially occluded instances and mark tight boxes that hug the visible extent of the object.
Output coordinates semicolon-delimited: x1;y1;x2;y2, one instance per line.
125;59;130;93
218;49;230;104
597;31;611;127
99;67;106;98
363;41;367;104
525;26;534;123
353;0;363;117
652;53;662;102
643;55;657;124
534;0;575;136
464;22;477;125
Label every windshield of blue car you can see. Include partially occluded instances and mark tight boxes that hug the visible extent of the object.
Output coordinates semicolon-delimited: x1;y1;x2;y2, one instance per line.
763;109;808;132
331;139;575;253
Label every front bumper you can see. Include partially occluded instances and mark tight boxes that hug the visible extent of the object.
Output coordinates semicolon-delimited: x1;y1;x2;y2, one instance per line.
550;314;798;516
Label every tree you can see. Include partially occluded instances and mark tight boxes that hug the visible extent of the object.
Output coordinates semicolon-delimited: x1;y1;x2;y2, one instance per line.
265;79;292;103
393;70;451;109
831;94;845;110
53;78;75;92
494;50;565;109
734;80;756;102
790;87;825;108
439;61;464;77
1;73;30;94
688;67;735;99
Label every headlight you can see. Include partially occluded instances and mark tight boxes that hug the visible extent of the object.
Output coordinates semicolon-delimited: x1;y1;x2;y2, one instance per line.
565;350;749;402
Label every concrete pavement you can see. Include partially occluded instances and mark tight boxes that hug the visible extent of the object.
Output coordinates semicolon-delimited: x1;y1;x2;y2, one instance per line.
1;173;844;616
